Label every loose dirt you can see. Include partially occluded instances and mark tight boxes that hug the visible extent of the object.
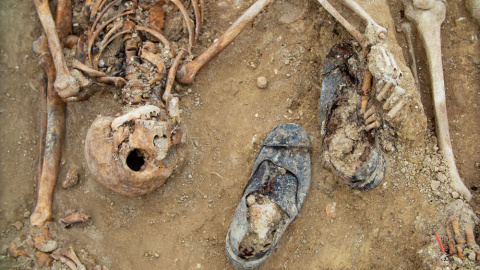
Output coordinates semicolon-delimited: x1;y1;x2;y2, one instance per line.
0;0;479;269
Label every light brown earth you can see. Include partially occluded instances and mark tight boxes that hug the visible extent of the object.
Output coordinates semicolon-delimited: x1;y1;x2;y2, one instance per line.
0;0;479;269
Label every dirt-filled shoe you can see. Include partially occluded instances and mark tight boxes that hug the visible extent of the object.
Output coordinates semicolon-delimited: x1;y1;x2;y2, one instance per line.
319;42;386;191
225;123;311;269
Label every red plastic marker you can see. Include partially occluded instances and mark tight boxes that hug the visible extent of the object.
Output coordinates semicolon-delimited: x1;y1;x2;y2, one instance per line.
435;233;445;253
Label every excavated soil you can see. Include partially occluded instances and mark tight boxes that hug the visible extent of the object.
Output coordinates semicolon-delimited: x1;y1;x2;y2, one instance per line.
1;0;479;269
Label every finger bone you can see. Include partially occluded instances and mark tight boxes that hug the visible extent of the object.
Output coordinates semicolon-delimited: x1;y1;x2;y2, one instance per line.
366;114;377;125
376;81;394;101
364;105;376;119
452;219;466;259
383;86;406;111
386;98;407;120
365;120;380;131
446;223;457;255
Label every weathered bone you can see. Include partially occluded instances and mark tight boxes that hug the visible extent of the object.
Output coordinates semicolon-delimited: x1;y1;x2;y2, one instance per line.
111;105;161;130
338;0;387;44
400;22;420;92
465;223;480;263
31;36;66;228
446;223;457;254
176;0;275;85
316;0;363;44
171;0;195;53
59;209;90;227
452;219;466;259
34;0;79;99
403;0;472;201
58;247;86;270
72;59;106;77
192;0;201;42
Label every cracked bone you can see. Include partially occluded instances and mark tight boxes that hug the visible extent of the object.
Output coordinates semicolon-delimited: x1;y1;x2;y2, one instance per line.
34;0;79;99
111;105;161;130
403;0;472;201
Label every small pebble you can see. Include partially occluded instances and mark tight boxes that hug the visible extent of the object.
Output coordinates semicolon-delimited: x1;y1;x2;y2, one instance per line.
154;253;159;258
257;76;268;89
325;202;336;218
13;221;22;231
452;191;460;199
436;173;448;183
430;180;440;191
23;211;31;219
468;251;476;261
62;170;79;189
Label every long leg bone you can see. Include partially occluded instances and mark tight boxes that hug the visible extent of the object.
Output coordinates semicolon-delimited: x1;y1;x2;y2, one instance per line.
34;0;79;99
30;38;66;228
403;0;472;201
176;0;275;84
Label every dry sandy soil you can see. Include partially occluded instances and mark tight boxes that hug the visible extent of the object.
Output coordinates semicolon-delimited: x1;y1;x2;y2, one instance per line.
0;0;479;269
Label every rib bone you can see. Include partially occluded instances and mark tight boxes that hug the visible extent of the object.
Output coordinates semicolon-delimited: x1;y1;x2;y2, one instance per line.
403;0;472;201
176;0;275;84
34;0;79;99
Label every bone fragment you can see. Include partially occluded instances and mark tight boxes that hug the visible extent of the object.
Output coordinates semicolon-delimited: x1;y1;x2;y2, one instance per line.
192;0;201;42
8;242;29;258
316;0;363;44
58;247;86;270
338;0;387;41
111;105;162;130
366;114;377;125
400;22;420;93
34;0;79;99
383;86;405;111
465;223;480;263
364;105;376;119
31;39;66;228
163;50;186;103
96;76;127;88
452;219;466;259
446;223;457;254
90;0;104;21
72;59;106;77
176;0;275;84
59;209;90;227
55;0;72;41
386;99;407;120
365;121;380;131
360;70;372;114
35;251;54;267
62;170;79;188
171;0;195;53
136;26;175;57
404;0;472;201
71;69;92;88
376;81;393;101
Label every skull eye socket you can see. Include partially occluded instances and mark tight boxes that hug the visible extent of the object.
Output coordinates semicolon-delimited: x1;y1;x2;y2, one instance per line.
126;149;145;171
